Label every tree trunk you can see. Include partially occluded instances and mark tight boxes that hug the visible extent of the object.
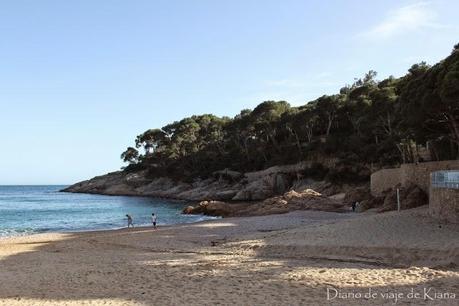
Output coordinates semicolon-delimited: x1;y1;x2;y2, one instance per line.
396;143;405;163
447;114;459;143
446;113;459;159
286;126;302;156
306;128;313;143
269;133;281;154
293;130;302;156
326;113;333;136
243;137;250;161
262;151;268;163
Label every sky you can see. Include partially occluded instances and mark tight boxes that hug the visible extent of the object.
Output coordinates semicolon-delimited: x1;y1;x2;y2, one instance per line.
0;0;458;185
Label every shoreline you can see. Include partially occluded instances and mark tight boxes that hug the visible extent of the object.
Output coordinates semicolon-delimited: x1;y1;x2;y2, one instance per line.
0;207;457;305
2;206;457;263
0;214;222;241
0;209;344;241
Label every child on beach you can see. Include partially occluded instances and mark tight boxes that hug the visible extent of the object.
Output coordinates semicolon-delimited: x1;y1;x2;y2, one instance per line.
151;213;157;229
126;214;134;228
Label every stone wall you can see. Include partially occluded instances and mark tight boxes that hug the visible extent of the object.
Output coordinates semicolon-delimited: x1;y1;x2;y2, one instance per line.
401;160;459;193
429;187;459;223
371;160;459;196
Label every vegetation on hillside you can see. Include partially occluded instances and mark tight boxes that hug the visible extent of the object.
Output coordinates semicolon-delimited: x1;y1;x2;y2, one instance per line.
121;44;459;181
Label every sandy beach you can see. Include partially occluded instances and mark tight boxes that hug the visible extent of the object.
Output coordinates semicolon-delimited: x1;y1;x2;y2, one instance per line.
0;207;458;305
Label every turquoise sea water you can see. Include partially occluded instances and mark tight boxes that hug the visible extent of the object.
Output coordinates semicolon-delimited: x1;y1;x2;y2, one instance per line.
0;185;213;237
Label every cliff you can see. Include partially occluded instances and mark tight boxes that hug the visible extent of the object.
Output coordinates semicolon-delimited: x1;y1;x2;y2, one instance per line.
62;161;347;201
63;159;432;217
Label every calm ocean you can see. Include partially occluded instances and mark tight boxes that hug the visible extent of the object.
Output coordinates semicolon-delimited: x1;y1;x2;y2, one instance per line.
0;185;214;237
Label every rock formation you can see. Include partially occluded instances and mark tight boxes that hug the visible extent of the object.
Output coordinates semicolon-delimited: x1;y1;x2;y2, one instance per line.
63;160;428;218
183;188;349;217
63;161;347;202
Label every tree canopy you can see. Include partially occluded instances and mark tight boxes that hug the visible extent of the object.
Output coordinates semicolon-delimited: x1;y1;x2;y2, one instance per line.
121;44;459;180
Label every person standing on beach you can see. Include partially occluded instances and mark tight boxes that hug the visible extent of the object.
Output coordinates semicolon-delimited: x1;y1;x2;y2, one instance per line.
351;202;357;212
151;213;157;229
126;214;134;228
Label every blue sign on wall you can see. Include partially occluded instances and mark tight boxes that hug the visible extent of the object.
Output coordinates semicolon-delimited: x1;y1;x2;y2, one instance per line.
431;171;459;189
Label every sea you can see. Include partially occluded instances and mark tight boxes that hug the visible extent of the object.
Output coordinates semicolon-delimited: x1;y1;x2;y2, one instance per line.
0;185;215;237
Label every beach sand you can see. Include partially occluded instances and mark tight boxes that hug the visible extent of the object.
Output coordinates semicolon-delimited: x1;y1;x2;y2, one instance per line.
0;207;457;305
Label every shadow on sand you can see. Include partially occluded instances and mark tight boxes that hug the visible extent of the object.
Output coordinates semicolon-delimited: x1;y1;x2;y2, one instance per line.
0;211;457;305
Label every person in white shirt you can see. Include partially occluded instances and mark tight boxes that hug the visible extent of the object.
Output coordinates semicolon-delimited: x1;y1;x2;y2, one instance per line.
151;213;157;229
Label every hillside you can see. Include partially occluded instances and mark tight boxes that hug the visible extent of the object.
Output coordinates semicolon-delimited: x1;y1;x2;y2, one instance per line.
64;44;459;209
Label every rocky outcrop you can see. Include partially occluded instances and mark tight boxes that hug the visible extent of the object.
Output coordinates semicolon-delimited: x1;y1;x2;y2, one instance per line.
183;200;238;217
63;172;241;201
183;189;349;217
212;169;243;181
63;160;431;218
62;171;138;196
378;184;428;212
63;160;348;202
349;183;428;213
258;189;348;214
232;173;291;201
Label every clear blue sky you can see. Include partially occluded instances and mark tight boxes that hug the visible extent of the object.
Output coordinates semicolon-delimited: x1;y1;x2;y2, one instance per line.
1;0;458;185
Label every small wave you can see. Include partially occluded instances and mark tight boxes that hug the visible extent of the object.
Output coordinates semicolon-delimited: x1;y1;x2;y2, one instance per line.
0;228;42;238
181;214;221;222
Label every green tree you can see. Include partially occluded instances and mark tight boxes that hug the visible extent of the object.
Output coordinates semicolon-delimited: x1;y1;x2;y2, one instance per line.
135;129;167;155
315;95;343;136
401;49;459;158
120;147;139;164
119;42;458;180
